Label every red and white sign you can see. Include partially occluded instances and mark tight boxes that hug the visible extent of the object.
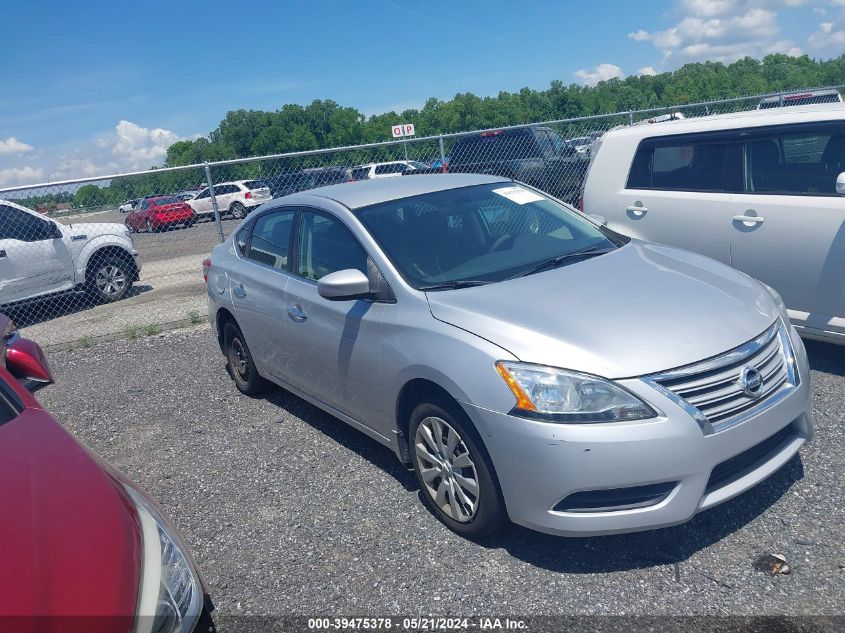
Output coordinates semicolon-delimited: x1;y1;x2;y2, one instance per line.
391;123;416;138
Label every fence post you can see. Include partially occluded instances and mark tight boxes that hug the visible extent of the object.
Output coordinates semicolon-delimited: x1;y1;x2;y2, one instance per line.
204;163;225;243
438;136;447;172
628;111;634;126
778;91;784;108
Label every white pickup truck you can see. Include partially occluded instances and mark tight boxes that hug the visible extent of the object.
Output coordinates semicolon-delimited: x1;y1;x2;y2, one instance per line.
0;200;140;308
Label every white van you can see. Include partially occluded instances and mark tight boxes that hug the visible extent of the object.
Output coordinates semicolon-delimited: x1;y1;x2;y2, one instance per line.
582;103;845;345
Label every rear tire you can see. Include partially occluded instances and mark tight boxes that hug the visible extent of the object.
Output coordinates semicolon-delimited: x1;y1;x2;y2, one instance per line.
409;396;506;539
224;322;266;396
230;202;247;219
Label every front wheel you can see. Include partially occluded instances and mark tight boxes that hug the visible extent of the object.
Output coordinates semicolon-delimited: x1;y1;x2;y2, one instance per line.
410;398;506;538
224;321;266;396
230;202;247;219
145;218;155;233
87;255;133;303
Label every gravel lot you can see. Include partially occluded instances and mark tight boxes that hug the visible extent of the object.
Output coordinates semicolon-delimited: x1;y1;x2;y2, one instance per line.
38;326;844;626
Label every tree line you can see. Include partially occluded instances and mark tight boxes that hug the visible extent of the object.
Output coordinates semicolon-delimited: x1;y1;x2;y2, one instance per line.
16;53;845;210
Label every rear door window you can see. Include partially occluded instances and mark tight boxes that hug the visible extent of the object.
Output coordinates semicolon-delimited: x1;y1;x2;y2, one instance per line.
245;209;295;270
744;123;845;195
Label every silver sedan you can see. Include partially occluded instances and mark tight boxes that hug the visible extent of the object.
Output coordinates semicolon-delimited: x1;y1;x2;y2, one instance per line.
205;174;812;538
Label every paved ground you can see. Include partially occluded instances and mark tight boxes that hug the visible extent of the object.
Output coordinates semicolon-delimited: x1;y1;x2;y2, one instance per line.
37;326;844;624
17;212;232;347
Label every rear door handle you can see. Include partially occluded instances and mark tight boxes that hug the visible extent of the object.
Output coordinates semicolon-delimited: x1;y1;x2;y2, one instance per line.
287;305;307;322
625;204;648;216
733;214;765;225
232;283;247;298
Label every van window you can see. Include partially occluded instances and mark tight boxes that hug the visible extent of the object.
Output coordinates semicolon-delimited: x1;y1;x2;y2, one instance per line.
745;128;845;195
627;138;733;192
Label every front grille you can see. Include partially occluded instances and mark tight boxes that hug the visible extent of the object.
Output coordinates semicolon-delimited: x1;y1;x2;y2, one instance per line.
706;423;796;493
645;321;798;434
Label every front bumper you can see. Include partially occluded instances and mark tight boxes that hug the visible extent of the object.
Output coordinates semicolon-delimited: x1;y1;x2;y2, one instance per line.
462;328;812;537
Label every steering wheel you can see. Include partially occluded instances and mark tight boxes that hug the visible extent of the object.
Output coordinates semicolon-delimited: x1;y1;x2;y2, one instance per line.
490;233;515;252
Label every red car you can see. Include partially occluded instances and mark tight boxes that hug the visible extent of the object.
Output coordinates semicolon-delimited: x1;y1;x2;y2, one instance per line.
0;314;214;633
125;196;197;233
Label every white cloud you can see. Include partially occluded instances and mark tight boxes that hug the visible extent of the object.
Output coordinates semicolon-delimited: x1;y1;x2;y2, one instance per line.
0;137;34;155
629;1;806;64
574;63;623;86
0;166;45;187
637;66;659;76
112;120;181;171
809;17;845;51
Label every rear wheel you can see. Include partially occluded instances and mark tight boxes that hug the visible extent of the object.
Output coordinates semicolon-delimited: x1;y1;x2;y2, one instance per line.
409;397;506;538
87;255;133;303
230;202;247;219
224;321;266;396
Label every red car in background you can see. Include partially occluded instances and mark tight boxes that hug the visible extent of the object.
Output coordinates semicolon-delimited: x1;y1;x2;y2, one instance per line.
125;195;197;233
0;314;214;633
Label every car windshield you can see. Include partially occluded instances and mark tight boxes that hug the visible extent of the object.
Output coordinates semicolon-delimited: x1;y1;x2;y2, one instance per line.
357;183;619;289
151;196;181;206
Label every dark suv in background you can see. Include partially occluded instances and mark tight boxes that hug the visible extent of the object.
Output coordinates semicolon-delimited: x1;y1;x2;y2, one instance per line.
447;126;589;203
265;167;351;198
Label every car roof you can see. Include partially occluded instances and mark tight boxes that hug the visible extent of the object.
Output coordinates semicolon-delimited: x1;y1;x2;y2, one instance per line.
283;173;509;210
605;102;845;140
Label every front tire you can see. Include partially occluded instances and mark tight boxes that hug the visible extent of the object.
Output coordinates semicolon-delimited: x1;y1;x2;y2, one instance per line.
87;255;133;303
409;398;506;538
145;218;155;233
224;322;266;396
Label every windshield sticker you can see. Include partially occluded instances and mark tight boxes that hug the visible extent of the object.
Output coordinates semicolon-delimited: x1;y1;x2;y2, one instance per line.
492;186;544;205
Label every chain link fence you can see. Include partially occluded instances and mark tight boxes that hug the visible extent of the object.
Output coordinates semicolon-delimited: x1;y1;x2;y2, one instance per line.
1;86;842;346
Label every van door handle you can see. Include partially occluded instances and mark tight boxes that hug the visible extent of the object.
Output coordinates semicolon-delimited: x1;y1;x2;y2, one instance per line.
733;214;765;225
232;283;247;298
287;305;307;322
625;204;648;216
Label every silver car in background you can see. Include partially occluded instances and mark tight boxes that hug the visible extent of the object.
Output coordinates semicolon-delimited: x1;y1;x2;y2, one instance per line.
205;174;812;538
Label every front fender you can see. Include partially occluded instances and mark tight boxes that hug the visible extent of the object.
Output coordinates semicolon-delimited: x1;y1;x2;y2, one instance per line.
74;235;136;283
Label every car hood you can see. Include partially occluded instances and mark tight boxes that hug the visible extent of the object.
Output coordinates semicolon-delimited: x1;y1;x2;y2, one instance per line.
0;408;140;626
425;241;778;378
64;221;129;239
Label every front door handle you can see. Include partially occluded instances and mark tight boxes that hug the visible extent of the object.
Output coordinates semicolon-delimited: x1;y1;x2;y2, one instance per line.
733;214;765;225
625;204;648;216
232;283;247;298
287;305;307;322
0;250;6;258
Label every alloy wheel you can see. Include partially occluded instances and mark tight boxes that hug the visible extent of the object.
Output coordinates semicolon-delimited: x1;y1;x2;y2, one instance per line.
95;265;127;298
229;337;250;383
414;416;480;522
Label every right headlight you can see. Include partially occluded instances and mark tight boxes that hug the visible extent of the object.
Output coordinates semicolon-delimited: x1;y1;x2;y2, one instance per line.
495;361;657;422
124;486;202;633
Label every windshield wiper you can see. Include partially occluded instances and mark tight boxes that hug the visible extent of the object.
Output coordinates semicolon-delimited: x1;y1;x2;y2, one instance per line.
418;280;492;291
507;245;615;280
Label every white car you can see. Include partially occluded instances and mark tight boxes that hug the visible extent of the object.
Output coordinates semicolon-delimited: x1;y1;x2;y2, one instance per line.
354;161;427;179
0;200;141;307
582;102;845;345
187;180;272;219
119;198;139;213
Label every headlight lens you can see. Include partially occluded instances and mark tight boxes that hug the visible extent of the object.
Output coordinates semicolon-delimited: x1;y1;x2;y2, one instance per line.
495;361;657;422
124;486;202;633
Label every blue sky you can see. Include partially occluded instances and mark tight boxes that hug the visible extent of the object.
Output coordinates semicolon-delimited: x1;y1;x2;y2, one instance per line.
1;0;843;187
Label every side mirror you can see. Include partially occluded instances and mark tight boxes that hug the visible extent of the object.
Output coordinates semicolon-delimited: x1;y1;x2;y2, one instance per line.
837;172;845;196
317;269;371;300
588;214;608;227
5;334;54;392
